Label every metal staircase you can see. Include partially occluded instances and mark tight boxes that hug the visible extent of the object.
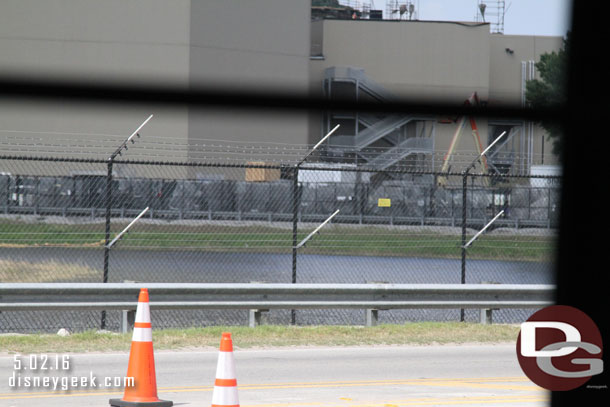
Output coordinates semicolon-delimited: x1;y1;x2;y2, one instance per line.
323;66;434;169
362;137;434;169
325;66;395;102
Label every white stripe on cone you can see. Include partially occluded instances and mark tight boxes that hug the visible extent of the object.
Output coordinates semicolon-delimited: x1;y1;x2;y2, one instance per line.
132;300;152;342
215;352;237;380
135;300;151;324
132;327;153;342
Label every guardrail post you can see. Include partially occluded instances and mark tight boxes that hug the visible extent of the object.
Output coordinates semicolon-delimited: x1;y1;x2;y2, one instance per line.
479;281;500;325
365;309;379;327
248;309;269;328
365;281;388;326
121;309;136;333
479;308;493;325
119;280;139;332
249;281;269;327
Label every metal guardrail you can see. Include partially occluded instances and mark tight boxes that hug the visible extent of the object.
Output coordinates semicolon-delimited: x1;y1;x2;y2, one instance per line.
0;283;555;328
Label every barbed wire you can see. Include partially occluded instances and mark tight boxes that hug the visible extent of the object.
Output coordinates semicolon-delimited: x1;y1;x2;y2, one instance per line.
0;141;557;172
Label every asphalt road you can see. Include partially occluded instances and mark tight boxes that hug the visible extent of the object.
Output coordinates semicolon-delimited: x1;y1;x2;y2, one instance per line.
0;344;548;407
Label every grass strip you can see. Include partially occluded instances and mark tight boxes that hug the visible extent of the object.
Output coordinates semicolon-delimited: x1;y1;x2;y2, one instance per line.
0;323;520;354
0;222;555;262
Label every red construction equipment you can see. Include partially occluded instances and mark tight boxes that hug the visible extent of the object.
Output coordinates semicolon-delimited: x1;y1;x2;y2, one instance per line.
438;92;488;186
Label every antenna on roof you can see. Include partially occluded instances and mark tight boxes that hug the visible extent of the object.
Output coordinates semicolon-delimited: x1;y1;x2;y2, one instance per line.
477;1;505;33
389;1;416;20
479;3;487;22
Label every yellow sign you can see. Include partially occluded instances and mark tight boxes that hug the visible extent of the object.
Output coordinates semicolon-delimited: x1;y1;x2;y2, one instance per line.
378;198;391;207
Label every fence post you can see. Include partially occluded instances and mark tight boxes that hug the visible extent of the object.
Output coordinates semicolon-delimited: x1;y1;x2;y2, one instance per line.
457;129;506;323
100;114;152;330
34;176;40;215
101;158;113;329
179;180;184;220
527;185;532;220
460;171;468;322
548;185;552;228
4;171;9;214
291;165;299;325
358;182;365;224
290;125;340;324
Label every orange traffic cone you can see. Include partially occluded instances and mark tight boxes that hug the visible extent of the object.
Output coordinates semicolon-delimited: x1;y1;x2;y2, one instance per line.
110;288;172;407
211;333;240;407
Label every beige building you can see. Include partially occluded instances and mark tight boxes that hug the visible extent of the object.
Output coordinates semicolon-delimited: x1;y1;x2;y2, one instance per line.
310;18;563;174
0;0;312;179
0;1;562;177
0;0;191;169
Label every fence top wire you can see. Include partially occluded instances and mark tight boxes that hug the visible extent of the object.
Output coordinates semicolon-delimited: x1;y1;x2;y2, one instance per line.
0;152;562;180
0;138;559;176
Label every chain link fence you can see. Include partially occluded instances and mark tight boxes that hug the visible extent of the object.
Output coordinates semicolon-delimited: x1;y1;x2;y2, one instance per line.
0;154;559;332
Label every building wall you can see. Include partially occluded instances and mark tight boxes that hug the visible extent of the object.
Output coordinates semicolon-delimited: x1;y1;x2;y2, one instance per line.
0;0;191;177
489;35;563;104
312;20;491;102
0;0;191;84
0;0;313;179
187;0;311;178
488;35;563;166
